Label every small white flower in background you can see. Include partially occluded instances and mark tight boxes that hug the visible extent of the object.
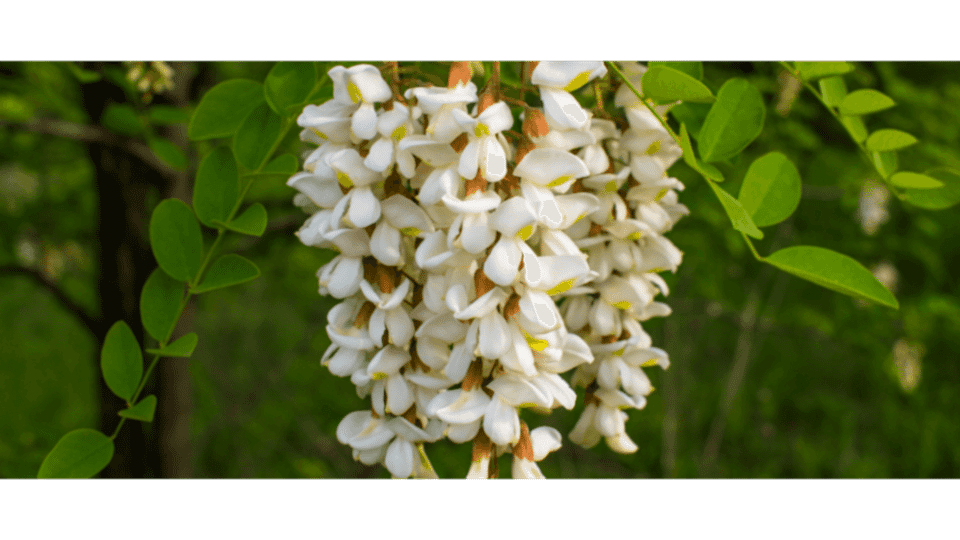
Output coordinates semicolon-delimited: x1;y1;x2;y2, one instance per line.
291;61;687;478
858;179;891;236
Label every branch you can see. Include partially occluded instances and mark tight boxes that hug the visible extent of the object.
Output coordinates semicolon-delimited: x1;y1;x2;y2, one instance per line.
0;265;99;334
1;118;179;181
698;220;794;476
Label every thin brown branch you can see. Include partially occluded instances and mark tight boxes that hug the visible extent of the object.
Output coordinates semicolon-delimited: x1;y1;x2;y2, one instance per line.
2;118;179;180
0;265;99;334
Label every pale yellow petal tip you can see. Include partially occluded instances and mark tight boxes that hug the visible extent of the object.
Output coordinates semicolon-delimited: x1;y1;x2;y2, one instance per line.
371;372;388;380
401;227;422;237
348;81;362;104
564;71;594;93
612;300;632;310
546;278;576;295
548;175;573;188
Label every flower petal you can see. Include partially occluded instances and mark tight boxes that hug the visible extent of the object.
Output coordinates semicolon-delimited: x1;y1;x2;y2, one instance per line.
483;397;521;445
530;426;563;461
384;437;415;478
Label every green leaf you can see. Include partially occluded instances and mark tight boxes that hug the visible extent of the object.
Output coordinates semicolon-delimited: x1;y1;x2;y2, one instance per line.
706;179;763;239
649;61;703;80
839;89;896;116
840;115;868;143
866;129;918;152
149;198;204;281
678;124;724;182
101;321;143;401
188;79;265;141
37;429;114;479
898;168;960;209
233;102;284;170
148;105;192;125
872;151;898;179
191;254;261;294
263;153;299;175
214;203;268;237
64;62;102;83
697;78;766;163
764;246;899;309
264;62;318;115
118;395;157;422
819;76;847;108
738;152;802;228
101;103;143;136
795;62;854;81
889;171;944;190
140;267;185;342
146;333;198;358
193;147;240;228
147;137;188;171
641;66;715;103
668;102;711;140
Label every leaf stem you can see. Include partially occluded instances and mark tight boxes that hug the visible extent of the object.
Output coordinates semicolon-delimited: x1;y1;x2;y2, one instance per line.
779;61;890;183
605;61;681;145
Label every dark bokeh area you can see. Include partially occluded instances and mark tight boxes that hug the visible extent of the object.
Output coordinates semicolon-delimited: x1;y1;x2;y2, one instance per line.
2;61;959;478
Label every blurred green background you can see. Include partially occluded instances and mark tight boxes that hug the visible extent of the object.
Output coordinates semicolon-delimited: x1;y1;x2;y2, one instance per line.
2;61;958;478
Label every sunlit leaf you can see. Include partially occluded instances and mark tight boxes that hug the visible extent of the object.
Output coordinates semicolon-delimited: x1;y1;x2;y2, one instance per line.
819;76;847;108
641;65;714;103
898;168;960;209
707;179;763;239
698;78;766;163
795;62;854;81
738;152;802;228
839;89;896;116
866;129;918;152
764;246;899;309
890;171;944;190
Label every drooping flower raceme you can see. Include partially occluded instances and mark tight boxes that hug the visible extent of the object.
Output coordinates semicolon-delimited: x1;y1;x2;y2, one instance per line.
289;61;687;478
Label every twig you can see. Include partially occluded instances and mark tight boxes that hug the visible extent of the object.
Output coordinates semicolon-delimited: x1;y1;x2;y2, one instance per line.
0;265;99;333
698;220;793;476
2;118;179;181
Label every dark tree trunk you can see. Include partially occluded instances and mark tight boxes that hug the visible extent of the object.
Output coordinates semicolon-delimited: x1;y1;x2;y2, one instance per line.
82;63;169;478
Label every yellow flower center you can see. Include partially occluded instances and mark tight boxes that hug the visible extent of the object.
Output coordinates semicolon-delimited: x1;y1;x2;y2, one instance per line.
516;224;534;241
347;81;362;104
474;123;490;137
641;358;659;368
655;188;669;201
564;70;593;92
337;171;354;188
645;140;662;155
311;128;329;141
612;300;632;310
546;278;576;295
391;125;407;142
525;333;550;351
605;179;619;192
400;227;421;237
548;175;573;187
627;231;643;241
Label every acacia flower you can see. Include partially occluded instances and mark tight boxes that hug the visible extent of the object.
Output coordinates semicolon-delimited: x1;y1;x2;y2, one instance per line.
328;64;393;140
531;61;607;129
452;101;514;182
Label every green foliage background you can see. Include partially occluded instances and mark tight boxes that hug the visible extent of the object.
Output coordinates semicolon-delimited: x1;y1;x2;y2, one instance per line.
2;61;959;478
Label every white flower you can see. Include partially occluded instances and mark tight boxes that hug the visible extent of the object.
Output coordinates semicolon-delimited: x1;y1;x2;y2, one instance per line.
369;195;435;266
329;64;392;140
512;424;563;479
452;101;514;182
364;102;421;177
326;148;385;229
532;61;607;129
405;83;478;143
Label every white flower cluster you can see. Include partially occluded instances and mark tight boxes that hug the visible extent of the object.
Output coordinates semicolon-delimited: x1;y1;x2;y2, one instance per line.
288;62;687;478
